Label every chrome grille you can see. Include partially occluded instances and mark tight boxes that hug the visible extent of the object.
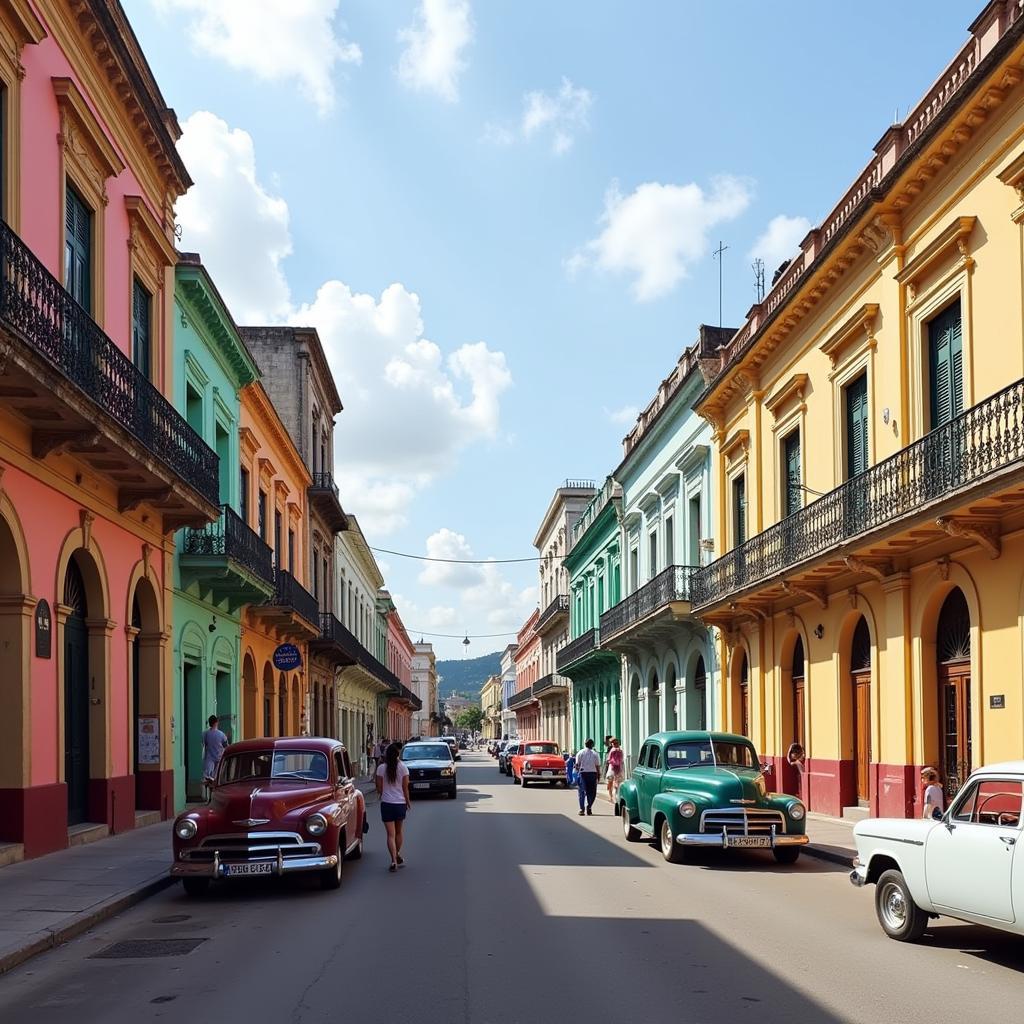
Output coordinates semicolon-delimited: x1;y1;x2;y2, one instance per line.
700;808;787;836
412;768;442;780
183;831;321;863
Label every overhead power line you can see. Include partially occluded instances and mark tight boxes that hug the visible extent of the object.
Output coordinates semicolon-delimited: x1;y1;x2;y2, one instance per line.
371;545;557;565
410;629;520;640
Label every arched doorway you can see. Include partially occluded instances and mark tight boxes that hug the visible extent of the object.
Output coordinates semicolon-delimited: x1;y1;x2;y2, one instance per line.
242;653;257;739
792;636;805;751
647;670;660;737
0;505;29;835
129;575;162;811
292;677;302;735
732;649;749;737
850;617;871;805
262;663;274;736
629;673;642;763
937;587;971;798
666;663;678;730
693;655;707;730
131;597;141;797
64;557;90;826
278;673;288;736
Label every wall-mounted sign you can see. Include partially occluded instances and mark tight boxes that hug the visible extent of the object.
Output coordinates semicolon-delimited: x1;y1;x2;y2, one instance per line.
35;599;51;658
990;694;1006;709
138;717;160;764
273;643;302;671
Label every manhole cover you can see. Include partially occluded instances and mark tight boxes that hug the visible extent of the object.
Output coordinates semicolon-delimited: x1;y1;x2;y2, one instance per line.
151;915;190;924
90;938;207;959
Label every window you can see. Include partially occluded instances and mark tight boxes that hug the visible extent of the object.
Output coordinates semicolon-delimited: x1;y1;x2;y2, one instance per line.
258;490;267;542
65;184;92;312
215;423;229;504
783;430;802;518
647;746;662;770
311;413;319;473
239;467;250;524
688;497;701;564
185;383;203;436
274;511;282;566
648;532;658;579
732;475;746;546
928;299;963;430
664;516;674;567
132;278;151;380
630;547;639;590
637;743;650;768
320;434;328;478
288;528;295;572
312;552;319;600
845;374;869;479
951;779;1022;827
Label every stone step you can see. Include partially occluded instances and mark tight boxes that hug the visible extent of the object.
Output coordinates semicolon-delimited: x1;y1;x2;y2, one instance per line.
135;810;161;829
67;822;110;848
842;805;870;822
0;842;24;868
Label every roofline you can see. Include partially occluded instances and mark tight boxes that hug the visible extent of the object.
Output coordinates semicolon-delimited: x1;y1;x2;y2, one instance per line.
532;484;597;550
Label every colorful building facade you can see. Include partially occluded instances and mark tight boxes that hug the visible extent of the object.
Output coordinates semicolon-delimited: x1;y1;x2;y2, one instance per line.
0;0;215;857
691;1;1024;818
411;641;438;736
511;610;541;740
499;643;518;739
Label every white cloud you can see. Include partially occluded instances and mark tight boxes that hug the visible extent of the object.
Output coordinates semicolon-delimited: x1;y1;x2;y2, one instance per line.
569;176;753;302
418;529;486;588
747;214;811;279
176;112;292;323
605;404;638;426
397;0;473;102
485;78;593;155
174;112;513;536
153;0;361;115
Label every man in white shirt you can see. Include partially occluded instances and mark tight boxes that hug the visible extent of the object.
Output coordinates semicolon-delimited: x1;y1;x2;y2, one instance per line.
575;738;602;816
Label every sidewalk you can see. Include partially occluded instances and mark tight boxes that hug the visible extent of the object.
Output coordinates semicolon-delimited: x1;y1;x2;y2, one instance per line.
802;813;856;866
0;776;378;976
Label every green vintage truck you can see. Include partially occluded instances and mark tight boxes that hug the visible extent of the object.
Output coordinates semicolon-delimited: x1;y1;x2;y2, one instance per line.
616;731;809;864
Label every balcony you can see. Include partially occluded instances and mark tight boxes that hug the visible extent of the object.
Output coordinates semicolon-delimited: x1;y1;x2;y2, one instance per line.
692;379;1024;613
390;682;422;711
179;505;275;610
251;569;319;641
508;686;536;711
308;471;348;533
310;612;361;666
0;220;219;528
600;565;697;651
533;673;569;698
535;594;570;636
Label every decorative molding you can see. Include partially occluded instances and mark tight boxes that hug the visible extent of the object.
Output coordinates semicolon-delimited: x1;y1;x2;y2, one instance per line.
819;303;880;369
936;516;1001;558
764;373;809;418
896;216;977;298
675;442;709;475
53;76;125;206
937;555;951;581
997;148;1024;221
239;426;260;461
257;456;278;485
125;195;176;277
721;428;750;462
781;581;827;609
844;555;891;582
856;214;899;255
79;509;95;549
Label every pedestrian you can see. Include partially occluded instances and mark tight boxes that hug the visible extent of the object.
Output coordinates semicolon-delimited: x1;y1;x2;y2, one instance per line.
201;715;229;796
605;738;625;803
574;738;602;816
376;742;411;872
921;767;945;820
366;738;376;779
786;742;806;795
565;750;577;787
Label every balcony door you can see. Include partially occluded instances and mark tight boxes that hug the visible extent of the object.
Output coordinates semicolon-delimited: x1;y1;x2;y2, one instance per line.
64;558;90;826
64;185;91;313
925;300;964;497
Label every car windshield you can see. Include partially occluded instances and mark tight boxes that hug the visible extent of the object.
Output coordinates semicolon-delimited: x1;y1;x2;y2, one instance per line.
218;750;330;783
523;744;558;755
402;745;451;761
664;739;759;771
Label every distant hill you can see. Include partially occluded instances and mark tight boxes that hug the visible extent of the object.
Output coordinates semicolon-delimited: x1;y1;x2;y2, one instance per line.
437;652;502;698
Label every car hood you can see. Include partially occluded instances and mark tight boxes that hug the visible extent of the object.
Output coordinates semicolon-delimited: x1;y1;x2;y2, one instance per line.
403;758;453;769
853;817;937;844
660;767;768;803
208;780;331;826
519;754;564;767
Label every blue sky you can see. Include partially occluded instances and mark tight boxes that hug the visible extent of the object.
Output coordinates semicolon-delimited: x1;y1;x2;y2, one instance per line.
126;1;971;658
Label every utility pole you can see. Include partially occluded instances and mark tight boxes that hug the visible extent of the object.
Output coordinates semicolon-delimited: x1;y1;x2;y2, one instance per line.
752;258;765;303
713;240;729;327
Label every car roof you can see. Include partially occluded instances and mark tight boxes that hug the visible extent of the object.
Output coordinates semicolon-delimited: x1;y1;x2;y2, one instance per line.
225;737;344;754
646;731;752;746
520;739;558;745
972;760;1024;776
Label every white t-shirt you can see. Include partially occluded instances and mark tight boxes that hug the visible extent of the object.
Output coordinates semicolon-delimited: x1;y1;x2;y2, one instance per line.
376;761;409;804
576;748;602;773
923;783;944;817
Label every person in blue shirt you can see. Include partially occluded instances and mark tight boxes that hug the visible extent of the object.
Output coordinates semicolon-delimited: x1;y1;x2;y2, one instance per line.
564;751;577;788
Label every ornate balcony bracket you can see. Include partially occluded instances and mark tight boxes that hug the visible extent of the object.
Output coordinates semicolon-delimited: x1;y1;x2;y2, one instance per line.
936;516;1001;558
119;486;172;515
731;597;771;622
781;581;828;609
32;427;100;459
844;556;892;581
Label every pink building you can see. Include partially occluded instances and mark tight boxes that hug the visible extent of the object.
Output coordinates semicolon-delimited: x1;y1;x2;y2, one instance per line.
512;611;542;740
0;2;215;859
380;593;419;742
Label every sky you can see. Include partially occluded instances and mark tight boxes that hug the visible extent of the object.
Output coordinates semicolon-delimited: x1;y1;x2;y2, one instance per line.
125;0;972;658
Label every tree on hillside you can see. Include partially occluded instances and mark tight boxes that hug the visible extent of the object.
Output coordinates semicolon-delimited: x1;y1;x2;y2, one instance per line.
455;706;484;733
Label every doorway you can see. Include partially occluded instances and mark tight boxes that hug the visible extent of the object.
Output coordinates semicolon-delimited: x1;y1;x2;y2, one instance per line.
936;587;972;798
183;660;203;800
850;617;871;805
64;558;90;826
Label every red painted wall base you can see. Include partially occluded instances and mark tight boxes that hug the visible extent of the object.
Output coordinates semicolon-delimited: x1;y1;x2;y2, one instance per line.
135;769;174;820
0;782;68;858
88;774;136;833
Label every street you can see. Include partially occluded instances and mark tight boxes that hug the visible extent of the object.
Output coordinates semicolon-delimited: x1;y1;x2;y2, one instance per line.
0;753;1021;1023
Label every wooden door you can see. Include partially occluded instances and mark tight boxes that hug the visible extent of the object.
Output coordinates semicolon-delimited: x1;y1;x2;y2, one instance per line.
65;615;90;826
852;669;871;803
793;675;805;750
939;663;972;799
739;681;750;738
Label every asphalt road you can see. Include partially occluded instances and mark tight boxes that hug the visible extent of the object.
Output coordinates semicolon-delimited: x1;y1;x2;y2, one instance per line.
1;753;1022;1023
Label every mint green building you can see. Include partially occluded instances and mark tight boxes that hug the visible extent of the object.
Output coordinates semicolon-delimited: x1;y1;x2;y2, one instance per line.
559;478;624;747
171;254;271;808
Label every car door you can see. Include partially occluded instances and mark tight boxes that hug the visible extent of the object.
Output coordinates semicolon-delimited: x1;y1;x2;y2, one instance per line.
640;744;665;823
925;776;1022;922
335;749;358;844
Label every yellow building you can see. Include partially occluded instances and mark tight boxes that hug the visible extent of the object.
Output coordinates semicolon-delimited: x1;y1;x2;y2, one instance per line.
480;675;502;739
692;2;1024;820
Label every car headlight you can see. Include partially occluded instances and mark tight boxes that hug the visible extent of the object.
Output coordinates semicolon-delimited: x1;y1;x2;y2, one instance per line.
441;767;454;777
788;801;806;821
175;818;198;840
306;812;329;836
524;760;532;770
677;800;697;818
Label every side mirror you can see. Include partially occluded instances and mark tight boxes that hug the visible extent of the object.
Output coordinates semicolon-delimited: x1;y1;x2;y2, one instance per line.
760;762;773;774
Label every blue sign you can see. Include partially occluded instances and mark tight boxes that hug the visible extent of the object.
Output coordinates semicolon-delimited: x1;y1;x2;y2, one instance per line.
273;643;302;671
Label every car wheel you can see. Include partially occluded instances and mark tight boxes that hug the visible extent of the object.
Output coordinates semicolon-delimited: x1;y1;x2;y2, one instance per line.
347;827;363;860
521;779;529;788
559;780;567;789
320;836;345;890
182;877;209;898
622;805;641;842
659;817;686;864
875;868;928;941
773;845;800;865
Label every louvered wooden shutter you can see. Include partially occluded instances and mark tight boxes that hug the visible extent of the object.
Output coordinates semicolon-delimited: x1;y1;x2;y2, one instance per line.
734;476;746;545
784;432;802;517
929;301;963;429
64;186;91;313
132;278;151;380
846;374;868;478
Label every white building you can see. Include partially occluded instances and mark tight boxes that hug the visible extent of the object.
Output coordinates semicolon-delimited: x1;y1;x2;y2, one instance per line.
500;643;518;739
411;641;437;736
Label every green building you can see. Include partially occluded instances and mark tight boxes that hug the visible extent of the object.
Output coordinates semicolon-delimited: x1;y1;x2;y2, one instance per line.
558;477;624;747
171;254;271;808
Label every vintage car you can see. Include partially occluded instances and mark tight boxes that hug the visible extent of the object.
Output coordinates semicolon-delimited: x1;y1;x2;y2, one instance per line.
170;737;365;896
402;740;457;798
440;735;461;761
498;741;520;775
510;741;567;787
617;731;808;864
850;760;1024;941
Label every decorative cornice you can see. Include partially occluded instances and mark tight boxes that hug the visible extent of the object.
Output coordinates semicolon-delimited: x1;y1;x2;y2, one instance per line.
781;581;827;609
819;303;880;369
2;0;45;49
53;75;125;205
896;216;977;297
721;428;750;461
764;373;809;418
239;426;260;461
844;555;891;582
936;516;1001;558
241;383;312;490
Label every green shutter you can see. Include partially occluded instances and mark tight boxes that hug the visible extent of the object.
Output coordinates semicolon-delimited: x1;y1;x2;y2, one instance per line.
846;374;868;478
132;278;151;380
784;432;802;517
733;476;746;545
64;186;91;313
929;301;963;429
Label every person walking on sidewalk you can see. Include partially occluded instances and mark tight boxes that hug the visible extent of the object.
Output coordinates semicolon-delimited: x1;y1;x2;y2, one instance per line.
605;738;625;804
201;715;228;797
575;738;601;816
375;742;410;872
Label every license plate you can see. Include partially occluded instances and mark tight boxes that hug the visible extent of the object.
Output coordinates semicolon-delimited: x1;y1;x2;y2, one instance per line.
224;862;273;876
544;771;553;777
726;836;771;848
413;782;430;789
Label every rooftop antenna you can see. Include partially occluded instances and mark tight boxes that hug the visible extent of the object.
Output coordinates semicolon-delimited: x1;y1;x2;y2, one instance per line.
712;240;729;328
752;258;765;304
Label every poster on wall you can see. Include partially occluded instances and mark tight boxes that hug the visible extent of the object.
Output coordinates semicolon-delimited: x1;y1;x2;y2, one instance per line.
138;717;160;765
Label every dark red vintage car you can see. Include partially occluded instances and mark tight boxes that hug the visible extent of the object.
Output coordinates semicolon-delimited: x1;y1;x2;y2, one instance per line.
170;737;365;896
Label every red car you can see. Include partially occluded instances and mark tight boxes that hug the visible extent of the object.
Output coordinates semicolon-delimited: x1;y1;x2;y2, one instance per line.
170;737;365;896
510;741;567;788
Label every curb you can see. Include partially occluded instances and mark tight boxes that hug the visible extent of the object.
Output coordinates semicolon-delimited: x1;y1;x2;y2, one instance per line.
0;872;175;977
802;843;854;868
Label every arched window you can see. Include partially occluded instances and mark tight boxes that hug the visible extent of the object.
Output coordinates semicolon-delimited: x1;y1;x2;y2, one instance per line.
791;636;805;749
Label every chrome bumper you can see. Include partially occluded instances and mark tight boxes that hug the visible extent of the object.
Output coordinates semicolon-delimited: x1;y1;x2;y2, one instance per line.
849;865;867;887
170;849;338;880
523;772;565;779
676;833;809;847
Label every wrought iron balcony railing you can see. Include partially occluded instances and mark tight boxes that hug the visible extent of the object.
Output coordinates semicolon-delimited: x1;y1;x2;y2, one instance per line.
600;565;697;641
266;569;319;625
533;673;569;697
536;593;570;633
312;612;363;664
691;378;1024;610
309;471;348;532
0;220;219;505
182;505;274;587
508;686;535;710
556;628;598;673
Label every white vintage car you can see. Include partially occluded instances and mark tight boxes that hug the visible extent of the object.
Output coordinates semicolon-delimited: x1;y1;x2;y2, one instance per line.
850;761;1024;941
